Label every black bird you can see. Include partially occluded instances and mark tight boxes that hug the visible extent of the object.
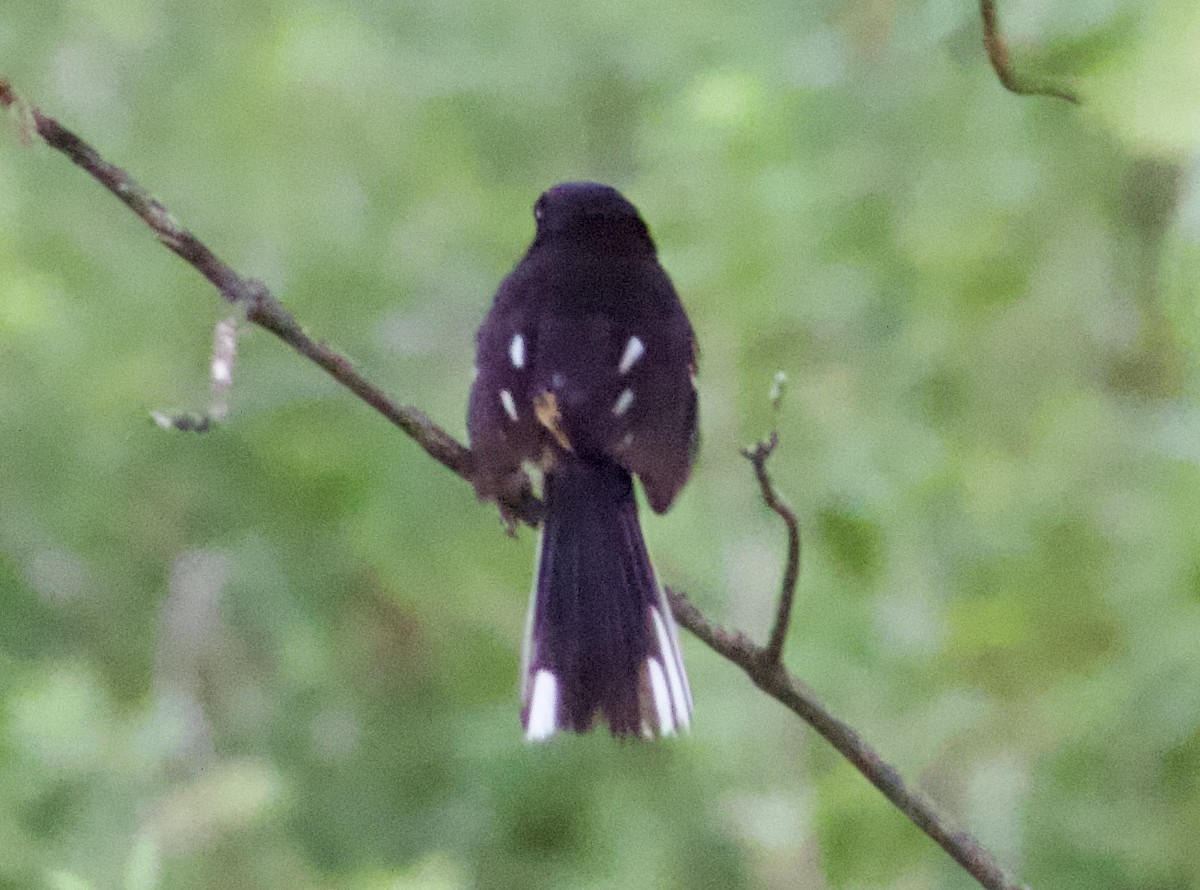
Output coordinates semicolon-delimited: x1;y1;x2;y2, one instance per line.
468;182;699;740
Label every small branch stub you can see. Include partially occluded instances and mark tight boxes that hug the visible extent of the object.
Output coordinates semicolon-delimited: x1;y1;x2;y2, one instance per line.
150;316;240;433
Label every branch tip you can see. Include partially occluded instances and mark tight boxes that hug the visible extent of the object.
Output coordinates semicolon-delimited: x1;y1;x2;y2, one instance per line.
769;370;788;414
981;0;1081;104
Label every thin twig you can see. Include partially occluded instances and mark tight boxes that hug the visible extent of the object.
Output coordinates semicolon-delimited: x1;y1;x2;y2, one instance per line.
3;80;1024;890
741;430;801;664
981;0;1080;104
208;316;238;422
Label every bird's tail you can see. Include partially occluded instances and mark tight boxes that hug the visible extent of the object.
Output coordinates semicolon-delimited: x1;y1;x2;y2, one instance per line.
520;455;692;740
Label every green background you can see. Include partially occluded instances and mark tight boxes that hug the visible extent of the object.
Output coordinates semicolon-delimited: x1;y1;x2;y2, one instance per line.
3;0;1200;887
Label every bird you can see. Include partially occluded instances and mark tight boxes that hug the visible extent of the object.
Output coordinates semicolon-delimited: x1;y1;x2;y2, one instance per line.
468;181;699;740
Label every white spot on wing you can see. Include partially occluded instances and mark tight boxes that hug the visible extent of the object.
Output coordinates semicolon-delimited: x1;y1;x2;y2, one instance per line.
509;333;526;369
618;336;646;374
652;607;690;729
500;389;519;421
613;388;635;416
526;670;559;741
551;372;565;391
646;658;675;735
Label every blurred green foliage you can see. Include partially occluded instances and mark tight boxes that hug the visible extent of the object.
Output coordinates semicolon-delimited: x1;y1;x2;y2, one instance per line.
3;0;1200;887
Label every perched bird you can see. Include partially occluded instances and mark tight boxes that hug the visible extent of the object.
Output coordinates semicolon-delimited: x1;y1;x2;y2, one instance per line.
468;182;699;740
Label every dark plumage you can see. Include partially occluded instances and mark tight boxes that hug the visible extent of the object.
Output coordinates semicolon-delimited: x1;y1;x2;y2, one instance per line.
469;182;698;739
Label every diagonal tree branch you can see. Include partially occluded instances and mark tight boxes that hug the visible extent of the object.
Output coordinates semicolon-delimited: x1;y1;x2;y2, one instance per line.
667;591;1023;888
2;81;1025;890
